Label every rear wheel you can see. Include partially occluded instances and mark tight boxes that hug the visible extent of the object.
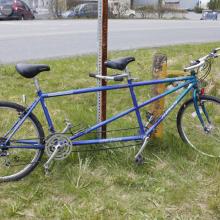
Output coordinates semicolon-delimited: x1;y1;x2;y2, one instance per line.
0;102;44;182
1;5;13;16
177;96;220;157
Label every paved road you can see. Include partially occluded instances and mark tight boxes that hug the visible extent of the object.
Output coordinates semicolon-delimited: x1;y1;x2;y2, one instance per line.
0;19;220;63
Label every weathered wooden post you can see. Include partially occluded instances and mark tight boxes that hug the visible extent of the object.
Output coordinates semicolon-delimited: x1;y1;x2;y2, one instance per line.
97;0;108;139
152;54;167;138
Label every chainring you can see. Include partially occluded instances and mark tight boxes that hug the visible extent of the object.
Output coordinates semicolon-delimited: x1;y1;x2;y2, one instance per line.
45;134;72;160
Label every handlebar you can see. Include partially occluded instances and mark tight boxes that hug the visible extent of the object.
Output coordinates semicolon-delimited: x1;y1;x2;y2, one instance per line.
184;47;220;72
212;47;220;54
89;73;128;81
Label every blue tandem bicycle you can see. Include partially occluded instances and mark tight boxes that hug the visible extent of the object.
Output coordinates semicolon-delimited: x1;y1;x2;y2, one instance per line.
0;48;220;182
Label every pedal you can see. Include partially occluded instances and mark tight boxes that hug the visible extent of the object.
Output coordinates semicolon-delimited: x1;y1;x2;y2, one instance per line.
44;163;50;176
62;119;74;134
135;154;144;165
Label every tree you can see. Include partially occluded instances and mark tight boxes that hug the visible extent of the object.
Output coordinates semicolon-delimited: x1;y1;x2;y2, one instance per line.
136;5;156;19
208;0;220;10
130;0;134;9
48;0;67;18
157;0;165;19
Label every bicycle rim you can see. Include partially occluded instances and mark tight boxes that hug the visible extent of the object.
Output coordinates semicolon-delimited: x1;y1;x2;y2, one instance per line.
0;103;44;182
178;96;220;157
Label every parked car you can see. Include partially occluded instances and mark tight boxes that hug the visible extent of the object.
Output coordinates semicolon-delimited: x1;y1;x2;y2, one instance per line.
62;3;99;18
62;2;114;19
76;2;98;18
112;4;136;19
0;0;34;20
200;10;218;20
61;7;75;18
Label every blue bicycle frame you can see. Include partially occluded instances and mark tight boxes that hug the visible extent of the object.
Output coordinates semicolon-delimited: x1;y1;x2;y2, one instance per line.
5;74;199;149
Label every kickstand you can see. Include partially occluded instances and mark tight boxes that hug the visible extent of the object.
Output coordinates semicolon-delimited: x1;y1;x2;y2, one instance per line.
134;136;149;165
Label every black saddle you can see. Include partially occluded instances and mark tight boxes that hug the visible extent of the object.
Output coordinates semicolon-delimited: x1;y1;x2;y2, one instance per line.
16;64;50;79
104;57;135;71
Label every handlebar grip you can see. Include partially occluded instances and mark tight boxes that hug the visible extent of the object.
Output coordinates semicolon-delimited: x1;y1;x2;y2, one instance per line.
89;73;127;81
114;76;124;81
89;73;97;78
212;48;220;54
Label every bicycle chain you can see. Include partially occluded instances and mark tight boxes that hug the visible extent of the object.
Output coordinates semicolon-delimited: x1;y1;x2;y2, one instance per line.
1;141;142;167
1;126;143;167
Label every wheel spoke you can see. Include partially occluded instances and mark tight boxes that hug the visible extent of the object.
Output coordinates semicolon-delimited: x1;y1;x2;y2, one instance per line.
178;96;220;157
0;102;44;182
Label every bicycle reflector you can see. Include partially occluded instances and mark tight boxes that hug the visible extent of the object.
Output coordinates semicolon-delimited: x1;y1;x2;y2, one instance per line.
200;88;205;95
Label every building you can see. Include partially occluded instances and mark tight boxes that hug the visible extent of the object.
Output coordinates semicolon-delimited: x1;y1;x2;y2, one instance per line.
179;0;199;9
199;0;209;8
133;0;200;9
24;0;49;9
109;0;131;9
164;0;180;8
133;0;157;7
26;0;206;13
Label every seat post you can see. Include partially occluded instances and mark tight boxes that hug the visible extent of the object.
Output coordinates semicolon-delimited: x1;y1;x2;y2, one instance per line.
125;67;131;79
34;77;41;92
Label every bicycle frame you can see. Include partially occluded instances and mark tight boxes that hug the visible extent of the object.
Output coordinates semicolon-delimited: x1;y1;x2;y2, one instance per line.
5;74;198;149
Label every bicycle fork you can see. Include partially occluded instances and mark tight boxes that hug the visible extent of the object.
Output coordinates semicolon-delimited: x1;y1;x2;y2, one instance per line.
193;90;212;133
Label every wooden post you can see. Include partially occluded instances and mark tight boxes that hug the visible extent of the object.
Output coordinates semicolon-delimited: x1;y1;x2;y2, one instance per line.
97;0;108;139
152;54;167;138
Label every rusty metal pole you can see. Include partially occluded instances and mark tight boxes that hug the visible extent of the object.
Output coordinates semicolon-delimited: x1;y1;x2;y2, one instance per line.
97;0;108;139
152;54;167;138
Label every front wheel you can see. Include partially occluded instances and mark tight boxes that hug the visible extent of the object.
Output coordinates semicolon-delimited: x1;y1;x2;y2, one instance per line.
129;14;135;19
0;101;45;182
0;5;13;16
177;95;220;157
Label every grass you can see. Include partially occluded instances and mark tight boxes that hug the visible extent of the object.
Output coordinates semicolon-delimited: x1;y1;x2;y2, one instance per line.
0;42;220;219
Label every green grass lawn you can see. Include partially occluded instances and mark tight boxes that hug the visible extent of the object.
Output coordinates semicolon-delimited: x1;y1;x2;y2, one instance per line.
0;42;220;219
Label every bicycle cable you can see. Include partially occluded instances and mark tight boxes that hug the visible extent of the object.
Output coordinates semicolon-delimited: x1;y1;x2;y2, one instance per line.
7;126;141;143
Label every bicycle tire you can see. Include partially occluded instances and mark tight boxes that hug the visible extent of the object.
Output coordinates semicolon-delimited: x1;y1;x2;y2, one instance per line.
177;95;220;157
0;101;45;182
1;5;13;16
